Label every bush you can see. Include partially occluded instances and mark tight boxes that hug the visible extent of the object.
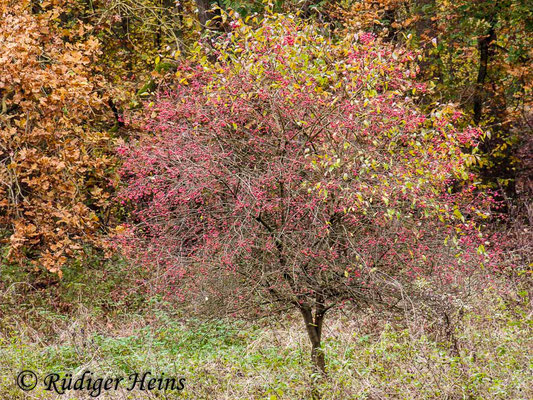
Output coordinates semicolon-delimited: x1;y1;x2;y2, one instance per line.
116;11;503;374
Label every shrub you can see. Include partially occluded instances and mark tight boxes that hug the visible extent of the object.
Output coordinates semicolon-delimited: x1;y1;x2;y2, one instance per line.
116;11;501;374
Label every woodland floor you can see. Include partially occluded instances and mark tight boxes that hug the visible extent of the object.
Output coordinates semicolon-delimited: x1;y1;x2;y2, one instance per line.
0;257;530;399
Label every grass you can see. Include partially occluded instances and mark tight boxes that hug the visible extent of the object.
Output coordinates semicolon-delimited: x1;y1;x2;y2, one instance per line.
0;254;531;399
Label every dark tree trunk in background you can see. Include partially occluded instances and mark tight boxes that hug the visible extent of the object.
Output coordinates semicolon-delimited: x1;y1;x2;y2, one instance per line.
195;0;210;27
195;0;222;30
162;0;182;42
414;0;436;40
407;0;437;84
473;26;496;125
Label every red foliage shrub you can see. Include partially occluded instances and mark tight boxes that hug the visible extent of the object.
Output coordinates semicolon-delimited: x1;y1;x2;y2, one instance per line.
116;13;502;372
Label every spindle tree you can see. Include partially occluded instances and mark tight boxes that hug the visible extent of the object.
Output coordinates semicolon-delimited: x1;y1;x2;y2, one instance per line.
116;12;499;374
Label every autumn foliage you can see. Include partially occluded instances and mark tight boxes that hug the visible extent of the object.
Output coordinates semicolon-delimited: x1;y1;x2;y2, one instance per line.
327;0;532;198
0;0;528;395
0;1;116;274
115;12;502;372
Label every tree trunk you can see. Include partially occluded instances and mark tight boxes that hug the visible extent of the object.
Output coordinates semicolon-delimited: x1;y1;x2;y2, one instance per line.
300;305;326;375
311;333;326;375
162;0;182;43
412;0;437;73
414;0;436;41
473;26;496;125
195;0;221;30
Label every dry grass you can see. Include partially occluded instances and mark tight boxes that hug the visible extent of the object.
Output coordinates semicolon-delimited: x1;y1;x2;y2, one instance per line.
0;284;531;399
0;250;531;399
